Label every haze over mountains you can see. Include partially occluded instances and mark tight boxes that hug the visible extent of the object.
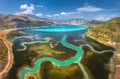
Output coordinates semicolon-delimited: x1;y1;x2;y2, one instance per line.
0;14;91;30
25;14;86;25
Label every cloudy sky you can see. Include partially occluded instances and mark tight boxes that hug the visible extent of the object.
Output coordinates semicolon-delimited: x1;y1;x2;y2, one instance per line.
0;0;120;20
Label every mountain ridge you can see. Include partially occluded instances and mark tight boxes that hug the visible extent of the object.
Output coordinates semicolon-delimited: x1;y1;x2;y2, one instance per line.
0;14;54;30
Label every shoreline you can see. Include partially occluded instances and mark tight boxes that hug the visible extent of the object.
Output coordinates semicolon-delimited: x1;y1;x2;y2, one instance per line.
0;29;14;79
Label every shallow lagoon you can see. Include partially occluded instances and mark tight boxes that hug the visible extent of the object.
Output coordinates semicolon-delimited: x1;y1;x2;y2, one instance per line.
8;25;114;79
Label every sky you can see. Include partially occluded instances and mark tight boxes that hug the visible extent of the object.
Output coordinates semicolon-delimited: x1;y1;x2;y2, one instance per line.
0;0;120;21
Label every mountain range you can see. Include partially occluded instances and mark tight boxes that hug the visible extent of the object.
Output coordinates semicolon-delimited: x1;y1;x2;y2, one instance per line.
25;14;86;25
0;14;54;30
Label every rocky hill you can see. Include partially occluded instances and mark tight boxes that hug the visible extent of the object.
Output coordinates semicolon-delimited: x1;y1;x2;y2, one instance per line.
86;17;120;49
0;14;54;30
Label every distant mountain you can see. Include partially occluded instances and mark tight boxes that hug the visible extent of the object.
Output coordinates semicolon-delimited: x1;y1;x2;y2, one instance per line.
0;14;54;30
86;17;120;48
54;18;86;25
24;14;86;25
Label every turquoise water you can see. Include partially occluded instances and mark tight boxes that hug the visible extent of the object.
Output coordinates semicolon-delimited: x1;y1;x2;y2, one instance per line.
23;25;89;32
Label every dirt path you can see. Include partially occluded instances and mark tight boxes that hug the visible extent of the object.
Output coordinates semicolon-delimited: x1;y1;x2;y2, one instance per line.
0;29;14;79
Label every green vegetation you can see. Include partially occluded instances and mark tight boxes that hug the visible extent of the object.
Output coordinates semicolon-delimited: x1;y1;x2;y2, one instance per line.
0;39;8;71
29;44;64;56
0;39;7;61
25;62;84;79
82;46;114;79
39;61;84;79
7;49;38;79
86;17;120;48
27;42;76;60
27;43;76;60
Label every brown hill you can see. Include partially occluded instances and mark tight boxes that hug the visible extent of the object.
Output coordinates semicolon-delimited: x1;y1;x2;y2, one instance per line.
0;14;54;30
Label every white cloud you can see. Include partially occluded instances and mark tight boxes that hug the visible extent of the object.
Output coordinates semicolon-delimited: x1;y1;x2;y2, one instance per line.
53;14;59;16
46;12;71;18
60;12;67;15
20;4;28;9
77;5;103;12
15;4;35;15
35;13;43;17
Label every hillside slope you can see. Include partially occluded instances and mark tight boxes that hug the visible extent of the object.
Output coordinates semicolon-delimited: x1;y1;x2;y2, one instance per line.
86;17;120;48
83;20;104;27
0;14;54;30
